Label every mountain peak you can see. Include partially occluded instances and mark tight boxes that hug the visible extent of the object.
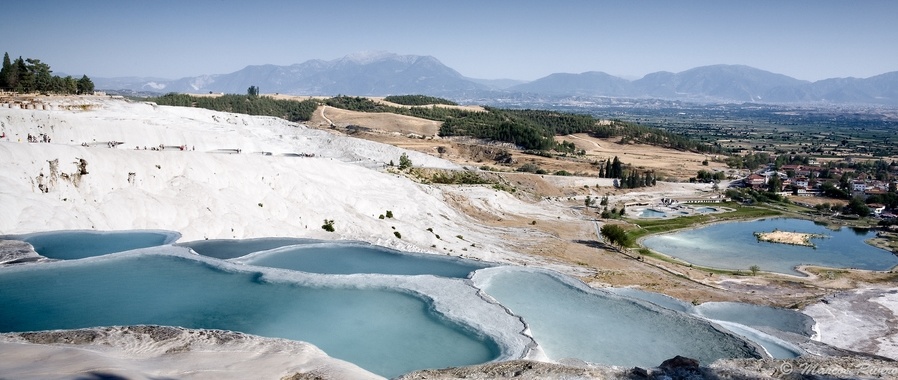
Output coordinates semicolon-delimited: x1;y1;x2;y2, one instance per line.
342;51;398;64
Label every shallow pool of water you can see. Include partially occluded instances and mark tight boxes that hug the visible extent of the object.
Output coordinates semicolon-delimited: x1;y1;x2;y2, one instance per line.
639;209;669;218
642;218;898;275
472;267;760;366
0;252;499;378
239;242;491;277
177;237;320;259
2;230;179;260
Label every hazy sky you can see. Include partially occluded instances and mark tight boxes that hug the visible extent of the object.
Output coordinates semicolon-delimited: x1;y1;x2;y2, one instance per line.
4;0;896;81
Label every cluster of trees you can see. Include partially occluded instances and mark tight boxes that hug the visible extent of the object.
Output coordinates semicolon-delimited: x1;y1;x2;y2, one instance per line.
150;93;318;122
725;152;772;170
322;97;716;153
439;108;601;150
428;170;491;185
0;52;94;94
810;198;873;218
618;170;656;189
247;86;260;97
596;156;654;188
384;95;457;106
590;119;725;154
598;156;623;178
694;169;726;183
726;187;786;204
554;140;584;155
325;95;393;112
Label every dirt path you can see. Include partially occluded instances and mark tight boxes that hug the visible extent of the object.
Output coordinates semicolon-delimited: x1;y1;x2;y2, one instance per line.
320;105;334;126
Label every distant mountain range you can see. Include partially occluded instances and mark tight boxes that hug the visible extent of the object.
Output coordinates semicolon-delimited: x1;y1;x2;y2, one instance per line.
94;52;898;106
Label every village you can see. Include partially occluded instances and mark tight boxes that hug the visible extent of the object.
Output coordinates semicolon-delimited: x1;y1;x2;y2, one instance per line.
736;160;897;218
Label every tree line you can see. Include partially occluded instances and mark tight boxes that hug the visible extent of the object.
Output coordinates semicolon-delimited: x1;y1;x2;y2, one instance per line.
384;95;457;106
0;52;94;94
150;92;318;122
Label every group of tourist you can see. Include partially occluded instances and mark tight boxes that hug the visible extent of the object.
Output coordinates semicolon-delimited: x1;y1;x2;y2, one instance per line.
27;133;50;143
132;144;195;151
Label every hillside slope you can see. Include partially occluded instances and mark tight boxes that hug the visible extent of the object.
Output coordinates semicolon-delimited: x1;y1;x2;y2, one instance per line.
0;96;540;264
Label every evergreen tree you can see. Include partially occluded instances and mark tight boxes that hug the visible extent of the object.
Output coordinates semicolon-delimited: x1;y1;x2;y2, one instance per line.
604;160;612;178
77;75;94;94
611;156;622;178
0;52;11;90
398;153;412;170
13;57;30;92
63;76;78;94
26;58;52;93
767;175;782;193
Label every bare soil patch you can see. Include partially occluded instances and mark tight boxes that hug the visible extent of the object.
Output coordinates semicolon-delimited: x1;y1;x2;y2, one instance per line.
558;133;730;179
755;230;823;247
308;105;442;136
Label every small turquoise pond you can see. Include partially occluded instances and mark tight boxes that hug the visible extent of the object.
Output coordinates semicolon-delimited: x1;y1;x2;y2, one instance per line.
639;209;669;218
238;242;491;277
1;230;179;260
642;218;898;275
472;268;761;366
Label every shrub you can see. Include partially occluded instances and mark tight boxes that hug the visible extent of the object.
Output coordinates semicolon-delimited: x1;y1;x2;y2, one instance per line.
398;153;412;170
385;210;394;218
394;231;402;239
749;265;760;276
321;219;335;232
517;163;540;173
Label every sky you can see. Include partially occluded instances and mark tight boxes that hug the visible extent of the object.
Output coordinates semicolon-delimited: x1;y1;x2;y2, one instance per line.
3;0;897;82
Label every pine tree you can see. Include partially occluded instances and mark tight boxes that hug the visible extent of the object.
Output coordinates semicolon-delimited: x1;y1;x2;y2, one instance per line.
77;75;94;94
611;156;622;178
0;52;11;90
26;58;52;93
12;57;27;92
